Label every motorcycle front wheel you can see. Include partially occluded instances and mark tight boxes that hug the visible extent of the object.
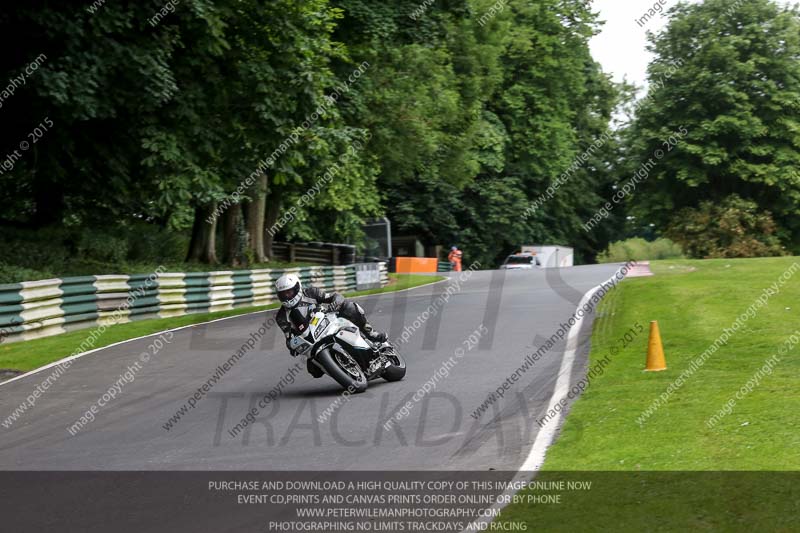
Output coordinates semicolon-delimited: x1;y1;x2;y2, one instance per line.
316;347;368;393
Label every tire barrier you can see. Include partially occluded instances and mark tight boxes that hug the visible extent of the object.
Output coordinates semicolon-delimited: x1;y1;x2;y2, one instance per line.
394;257;439;274
0;263;387;344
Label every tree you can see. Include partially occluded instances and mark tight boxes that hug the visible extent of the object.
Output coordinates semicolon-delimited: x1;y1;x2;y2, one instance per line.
0;0;621;273
0;1;367;264
0;1;213;230
244;173;268;262
630;0;800;252
330;0;620;266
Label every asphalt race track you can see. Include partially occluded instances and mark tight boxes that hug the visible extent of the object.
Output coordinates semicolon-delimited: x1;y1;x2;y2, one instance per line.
0;264;623;472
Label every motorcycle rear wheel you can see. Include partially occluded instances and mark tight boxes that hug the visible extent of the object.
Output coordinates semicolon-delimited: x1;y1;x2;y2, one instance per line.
381;346;407;382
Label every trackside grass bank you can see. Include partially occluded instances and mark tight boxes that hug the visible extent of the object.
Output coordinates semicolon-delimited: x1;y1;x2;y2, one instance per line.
495;257;800;531
0;273;442;375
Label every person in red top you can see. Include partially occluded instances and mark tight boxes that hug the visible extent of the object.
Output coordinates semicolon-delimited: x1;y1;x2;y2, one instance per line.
448;246;463;272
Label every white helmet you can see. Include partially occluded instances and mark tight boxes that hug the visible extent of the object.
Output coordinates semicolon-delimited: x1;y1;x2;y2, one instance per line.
275;274;302;308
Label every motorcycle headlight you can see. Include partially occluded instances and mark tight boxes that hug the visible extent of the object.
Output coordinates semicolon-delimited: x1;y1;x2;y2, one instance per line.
314;318;329;339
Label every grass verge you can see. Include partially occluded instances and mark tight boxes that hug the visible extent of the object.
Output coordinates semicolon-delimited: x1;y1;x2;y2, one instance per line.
495;256;800;531
345;273;443;297
0;273;444;374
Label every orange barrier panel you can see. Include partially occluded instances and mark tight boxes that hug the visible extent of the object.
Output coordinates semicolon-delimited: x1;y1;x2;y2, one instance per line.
395;257;439;274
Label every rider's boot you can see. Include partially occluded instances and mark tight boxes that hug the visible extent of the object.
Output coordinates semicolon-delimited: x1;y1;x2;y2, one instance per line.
344;302;388;344
361;322;387;344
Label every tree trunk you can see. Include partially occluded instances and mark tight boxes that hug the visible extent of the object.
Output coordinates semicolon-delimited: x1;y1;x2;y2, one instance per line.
264;185;283;260
221;204;242;266
245;172;268;263
186;203;219;264
186;207;203;262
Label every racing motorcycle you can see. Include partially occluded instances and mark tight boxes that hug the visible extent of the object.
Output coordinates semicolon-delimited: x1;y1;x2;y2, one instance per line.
287;304;406;393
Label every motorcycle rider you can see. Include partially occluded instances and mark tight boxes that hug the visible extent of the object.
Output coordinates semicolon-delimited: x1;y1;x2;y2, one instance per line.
274;273;388;377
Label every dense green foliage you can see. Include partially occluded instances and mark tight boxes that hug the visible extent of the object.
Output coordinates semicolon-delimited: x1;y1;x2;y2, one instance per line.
0;0;624;277
0;224;310;283
2;0;797;280
625;0;800;255
597;237;684;263
1;1;374;266
335;0;622;266
665;195;786;258
0;224;187;282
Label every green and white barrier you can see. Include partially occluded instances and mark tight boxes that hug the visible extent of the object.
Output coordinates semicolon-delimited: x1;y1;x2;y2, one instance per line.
0;263;387;344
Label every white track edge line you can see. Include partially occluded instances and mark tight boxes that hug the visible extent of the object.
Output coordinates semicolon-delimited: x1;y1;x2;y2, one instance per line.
459;268;624;533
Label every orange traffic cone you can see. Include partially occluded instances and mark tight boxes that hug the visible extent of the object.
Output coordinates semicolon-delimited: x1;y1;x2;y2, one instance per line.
645;321;667;372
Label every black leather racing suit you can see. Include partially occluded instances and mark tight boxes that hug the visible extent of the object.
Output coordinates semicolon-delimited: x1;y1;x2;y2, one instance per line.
275;288;381;377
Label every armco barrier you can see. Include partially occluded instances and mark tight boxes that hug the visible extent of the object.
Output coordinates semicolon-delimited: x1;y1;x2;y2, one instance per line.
0;263;387;344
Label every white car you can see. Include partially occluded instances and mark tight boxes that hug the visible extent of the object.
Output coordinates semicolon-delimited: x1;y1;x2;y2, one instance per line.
500;253;541;270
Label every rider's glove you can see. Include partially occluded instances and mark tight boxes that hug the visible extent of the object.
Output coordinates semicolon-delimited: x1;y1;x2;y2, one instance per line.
329;293;345;312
